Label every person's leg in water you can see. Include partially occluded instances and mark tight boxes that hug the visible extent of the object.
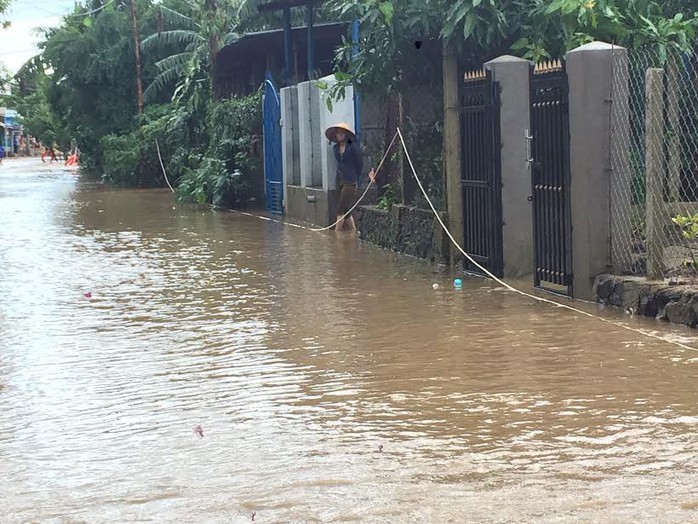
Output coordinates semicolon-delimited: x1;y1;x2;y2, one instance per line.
335;183;358;234
342;184;358;233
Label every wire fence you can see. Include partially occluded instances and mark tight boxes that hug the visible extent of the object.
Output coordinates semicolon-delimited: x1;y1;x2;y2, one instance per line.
610;46;698;282
360;84;443;209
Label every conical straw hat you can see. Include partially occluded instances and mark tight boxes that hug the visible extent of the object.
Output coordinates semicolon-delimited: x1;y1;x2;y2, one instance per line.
325;122;356;143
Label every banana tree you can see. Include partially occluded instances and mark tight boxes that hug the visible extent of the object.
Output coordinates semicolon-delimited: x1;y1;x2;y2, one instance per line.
141;0;238;102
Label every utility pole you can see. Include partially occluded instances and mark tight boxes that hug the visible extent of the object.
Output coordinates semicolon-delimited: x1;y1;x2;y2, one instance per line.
129;0;144;113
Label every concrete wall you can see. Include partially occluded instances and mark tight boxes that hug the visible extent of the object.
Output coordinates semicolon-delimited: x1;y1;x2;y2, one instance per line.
356;204;450;264
485;55;534;278
297;81;322;188
286;185;339;226
284;75;356;228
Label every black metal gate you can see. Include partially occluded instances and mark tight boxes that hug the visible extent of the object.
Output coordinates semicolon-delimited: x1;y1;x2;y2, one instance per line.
529;61;573;295
460;69;503;277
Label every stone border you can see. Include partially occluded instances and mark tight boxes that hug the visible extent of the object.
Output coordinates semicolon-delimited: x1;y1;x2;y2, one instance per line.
355;204;450;264
593;274;698;328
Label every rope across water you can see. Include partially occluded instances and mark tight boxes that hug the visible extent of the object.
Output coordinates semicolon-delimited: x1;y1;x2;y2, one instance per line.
157;127;697;353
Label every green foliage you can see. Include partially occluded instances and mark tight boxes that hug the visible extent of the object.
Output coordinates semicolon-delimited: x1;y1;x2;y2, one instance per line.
100;132;144;186
403;117;443;210
672;213;698;241
36;0;161;174
174;92;262;207
141;0;238;102
671;213;698;280
377;183;400;209
325;0;698;96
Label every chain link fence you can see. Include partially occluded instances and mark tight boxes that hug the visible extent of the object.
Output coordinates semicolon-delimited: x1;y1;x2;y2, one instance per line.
359;84;443;209
610;46;698;282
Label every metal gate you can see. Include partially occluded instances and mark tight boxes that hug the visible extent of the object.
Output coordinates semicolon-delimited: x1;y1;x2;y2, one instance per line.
528;61;573;295
460;68;503;277
263;73;283;215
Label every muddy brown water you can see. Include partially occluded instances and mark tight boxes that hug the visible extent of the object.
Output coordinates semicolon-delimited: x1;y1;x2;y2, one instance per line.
1;158;697;523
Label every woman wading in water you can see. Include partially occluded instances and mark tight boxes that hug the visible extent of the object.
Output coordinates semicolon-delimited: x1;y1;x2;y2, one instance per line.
325;122;374;233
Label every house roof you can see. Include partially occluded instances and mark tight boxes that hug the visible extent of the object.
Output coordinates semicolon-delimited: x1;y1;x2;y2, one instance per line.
257;0;325;12
217;21;348;64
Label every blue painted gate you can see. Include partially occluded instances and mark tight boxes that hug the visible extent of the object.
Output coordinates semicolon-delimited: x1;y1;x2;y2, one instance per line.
263;73;283;215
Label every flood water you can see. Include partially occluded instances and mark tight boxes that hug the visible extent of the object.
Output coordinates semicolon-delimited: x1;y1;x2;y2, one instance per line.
1;158;697;523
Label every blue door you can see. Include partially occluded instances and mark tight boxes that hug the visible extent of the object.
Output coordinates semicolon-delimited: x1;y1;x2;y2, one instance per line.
263;73;283;215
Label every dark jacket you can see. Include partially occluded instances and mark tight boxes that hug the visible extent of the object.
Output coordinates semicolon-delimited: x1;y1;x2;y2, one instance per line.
333;141;363;185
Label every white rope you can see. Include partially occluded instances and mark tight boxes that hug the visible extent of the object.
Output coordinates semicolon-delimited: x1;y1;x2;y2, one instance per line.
308;131;400;232
155;139;175;193
395;127;698;353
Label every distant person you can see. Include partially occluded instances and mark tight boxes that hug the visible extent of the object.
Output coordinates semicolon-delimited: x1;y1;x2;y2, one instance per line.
42;145;58;163
65;147;79;167
325;122;374;233
13;135;18;155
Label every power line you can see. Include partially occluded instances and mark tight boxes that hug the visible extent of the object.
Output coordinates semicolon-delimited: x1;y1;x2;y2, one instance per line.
0;48;40;56
65;0;115;18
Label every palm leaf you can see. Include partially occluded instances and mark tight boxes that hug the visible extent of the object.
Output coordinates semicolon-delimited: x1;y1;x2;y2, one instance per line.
157;5;199;30
144;67;184;102
155;52;193;73
141;30;205;53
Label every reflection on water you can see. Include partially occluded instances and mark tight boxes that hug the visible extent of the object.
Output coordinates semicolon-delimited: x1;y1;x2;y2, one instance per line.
1;158;697;523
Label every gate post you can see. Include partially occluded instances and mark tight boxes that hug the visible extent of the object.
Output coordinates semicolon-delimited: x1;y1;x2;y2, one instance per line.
281;85;298;212
485;56;534;278
566;42;626;300
443;42;463;266
645;68;665;281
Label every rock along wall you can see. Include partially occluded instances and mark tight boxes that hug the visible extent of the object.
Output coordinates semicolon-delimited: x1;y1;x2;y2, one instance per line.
593;274;698;328
356;204;450;264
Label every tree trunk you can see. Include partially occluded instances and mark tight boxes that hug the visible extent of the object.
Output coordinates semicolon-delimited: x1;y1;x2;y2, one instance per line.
442;42;463;266
129;0;144;114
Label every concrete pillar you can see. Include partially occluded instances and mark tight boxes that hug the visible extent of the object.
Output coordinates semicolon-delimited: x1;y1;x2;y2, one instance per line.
318;74;355;191
645;68;665;281
666;57;681;203
609;47;632;274
297;80;322;187
280;85;297;211
566;41;621;299
485;55;533;278
442;42;463;266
